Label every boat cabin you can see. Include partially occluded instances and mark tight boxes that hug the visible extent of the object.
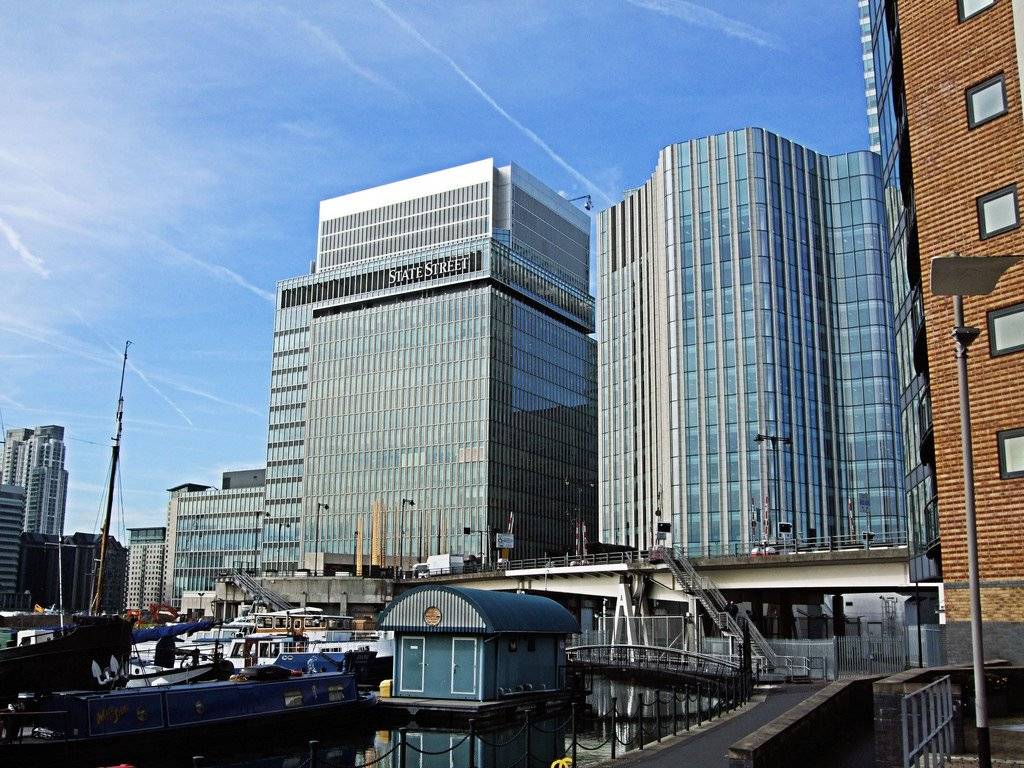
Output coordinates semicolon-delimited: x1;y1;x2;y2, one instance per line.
252;608;352;639
378;586;578;702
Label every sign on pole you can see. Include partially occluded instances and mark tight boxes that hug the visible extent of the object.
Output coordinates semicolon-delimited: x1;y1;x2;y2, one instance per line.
495;533;515;550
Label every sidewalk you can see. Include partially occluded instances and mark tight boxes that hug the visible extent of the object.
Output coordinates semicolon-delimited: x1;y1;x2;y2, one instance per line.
590;683;825;767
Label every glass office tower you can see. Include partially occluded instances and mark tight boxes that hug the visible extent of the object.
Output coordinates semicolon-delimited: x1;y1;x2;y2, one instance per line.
264;159;596;567
597;128;904;554
860;0;937;573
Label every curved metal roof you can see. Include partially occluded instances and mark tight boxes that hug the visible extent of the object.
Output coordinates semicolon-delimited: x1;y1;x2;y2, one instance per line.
378;586;579;635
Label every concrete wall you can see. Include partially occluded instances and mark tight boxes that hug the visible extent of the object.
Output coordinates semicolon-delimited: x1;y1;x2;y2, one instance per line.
727;676;881;768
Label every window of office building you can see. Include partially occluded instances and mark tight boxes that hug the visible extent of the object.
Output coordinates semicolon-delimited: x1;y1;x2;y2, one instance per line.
959;0;996;22
998;428;1024;479
977;185;1019;239
989;302;1024;355
967;75;1007;128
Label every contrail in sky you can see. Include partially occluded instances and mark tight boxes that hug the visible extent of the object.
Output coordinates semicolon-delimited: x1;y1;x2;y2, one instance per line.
370;0;614;206
0;216;49;278
625;0;783;51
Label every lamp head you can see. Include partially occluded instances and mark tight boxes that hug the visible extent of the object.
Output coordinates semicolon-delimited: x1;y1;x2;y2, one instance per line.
931;253;1022;296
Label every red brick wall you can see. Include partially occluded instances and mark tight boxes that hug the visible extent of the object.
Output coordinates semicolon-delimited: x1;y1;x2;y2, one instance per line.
900;0;1024;623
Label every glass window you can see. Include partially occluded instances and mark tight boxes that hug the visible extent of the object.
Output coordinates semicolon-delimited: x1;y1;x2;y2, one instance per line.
998;428;1024;479
989;302;1024;355
967;75;1007;128
959;0;995;21
977;185;1019;238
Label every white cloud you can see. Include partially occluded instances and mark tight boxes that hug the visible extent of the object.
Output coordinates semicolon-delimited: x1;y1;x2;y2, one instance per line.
626;0;783;51
370;0;615;206
0;216;49;278
295;18;403;96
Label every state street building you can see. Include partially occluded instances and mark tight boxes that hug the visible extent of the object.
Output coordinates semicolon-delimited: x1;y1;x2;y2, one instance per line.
598;128;904;554
264;159;597;568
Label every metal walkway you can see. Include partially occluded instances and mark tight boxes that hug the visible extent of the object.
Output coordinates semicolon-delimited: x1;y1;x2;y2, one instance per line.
661;549;780;669
226;569;293;611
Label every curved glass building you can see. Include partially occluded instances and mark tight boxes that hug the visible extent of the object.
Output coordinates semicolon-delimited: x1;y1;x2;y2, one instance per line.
597;128;904;555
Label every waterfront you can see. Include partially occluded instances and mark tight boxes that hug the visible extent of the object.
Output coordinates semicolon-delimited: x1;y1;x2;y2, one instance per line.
68;676;711;768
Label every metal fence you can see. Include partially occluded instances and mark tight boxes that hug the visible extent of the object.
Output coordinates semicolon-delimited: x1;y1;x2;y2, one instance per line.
900;675;954;768
836;635;906;677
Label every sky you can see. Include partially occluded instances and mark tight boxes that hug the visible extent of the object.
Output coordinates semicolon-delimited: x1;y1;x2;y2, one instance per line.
0;1;870;538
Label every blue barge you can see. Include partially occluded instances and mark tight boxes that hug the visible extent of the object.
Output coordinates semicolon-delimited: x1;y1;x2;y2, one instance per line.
0;669;375;767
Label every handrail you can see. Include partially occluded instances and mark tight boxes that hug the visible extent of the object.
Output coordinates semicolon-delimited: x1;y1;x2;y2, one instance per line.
567;644;741;676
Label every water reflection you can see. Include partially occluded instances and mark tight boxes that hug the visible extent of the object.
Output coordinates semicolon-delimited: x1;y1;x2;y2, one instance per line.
195;676;715;768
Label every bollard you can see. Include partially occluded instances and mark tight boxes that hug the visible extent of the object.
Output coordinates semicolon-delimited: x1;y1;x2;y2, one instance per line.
684;684;690;731
637;693;644;751
309;740;320;768
571;702;578;767
656;689;662;743
192;758;204;768
399;727;408;768
672;686;679;735
468;718;477;768
611;696;618;759
525;712;532;768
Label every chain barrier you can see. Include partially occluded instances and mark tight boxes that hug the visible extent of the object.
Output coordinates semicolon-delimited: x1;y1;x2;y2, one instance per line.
574;733;614;751
529;713;574;734
405;733;471;755
475;720;529;748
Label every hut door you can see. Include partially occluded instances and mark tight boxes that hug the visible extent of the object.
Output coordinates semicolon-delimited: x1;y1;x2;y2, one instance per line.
400;636;425;693
450;637;477;695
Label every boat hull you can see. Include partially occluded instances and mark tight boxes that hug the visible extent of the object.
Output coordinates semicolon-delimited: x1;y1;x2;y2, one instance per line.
0;615;132;699
0;671;376;767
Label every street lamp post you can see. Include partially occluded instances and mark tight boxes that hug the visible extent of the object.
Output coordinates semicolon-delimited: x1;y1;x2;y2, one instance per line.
400;498;415;578
755;433;792;541
932;253;1021;768
314;503;329;576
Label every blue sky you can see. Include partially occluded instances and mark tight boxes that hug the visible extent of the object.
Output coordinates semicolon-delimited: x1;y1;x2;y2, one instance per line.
0;1;869;537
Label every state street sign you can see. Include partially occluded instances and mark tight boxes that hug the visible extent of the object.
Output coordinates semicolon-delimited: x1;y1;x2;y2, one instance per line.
495;533;515;549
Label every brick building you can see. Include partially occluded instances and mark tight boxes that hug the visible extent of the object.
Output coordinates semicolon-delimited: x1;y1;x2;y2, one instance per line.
866;0;1024;662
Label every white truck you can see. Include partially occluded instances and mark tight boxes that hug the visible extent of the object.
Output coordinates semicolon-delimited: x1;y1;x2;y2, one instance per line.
426;553;464;576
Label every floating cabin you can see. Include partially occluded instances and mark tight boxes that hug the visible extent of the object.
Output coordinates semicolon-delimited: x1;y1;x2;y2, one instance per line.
378;586;578;701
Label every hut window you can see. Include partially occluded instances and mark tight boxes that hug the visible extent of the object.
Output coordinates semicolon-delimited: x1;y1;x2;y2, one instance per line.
508;639;518;653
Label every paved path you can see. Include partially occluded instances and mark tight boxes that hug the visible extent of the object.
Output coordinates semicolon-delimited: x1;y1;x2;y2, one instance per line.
598;683;825;767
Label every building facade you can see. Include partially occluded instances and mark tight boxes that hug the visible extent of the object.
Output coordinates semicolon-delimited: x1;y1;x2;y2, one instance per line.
17;532;127;613
263;159;597;568
1;426;69;535
864;0;1024;661
597;128;904;554
165;470;264;604
125;526;167;611
0;485;26;594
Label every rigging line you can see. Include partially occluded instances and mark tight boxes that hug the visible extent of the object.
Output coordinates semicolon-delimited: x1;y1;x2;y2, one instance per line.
92;451;115;536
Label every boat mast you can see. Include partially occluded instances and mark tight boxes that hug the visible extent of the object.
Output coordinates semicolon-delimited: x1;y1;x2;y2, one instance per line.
92;341;130;614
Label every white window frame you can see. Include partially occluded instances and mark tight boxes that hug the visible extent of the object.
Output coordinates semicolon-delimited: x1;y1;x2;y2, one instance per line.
966;74;1008;129
977;185;1020;239
997;428;1024;479
450;637;478;695
988;301;1024;356
400;635;426;693
959;0;996;22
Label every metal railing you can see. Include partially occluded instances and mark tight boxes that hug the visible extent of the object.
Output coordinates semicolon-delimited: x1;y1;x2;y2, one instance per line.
226;569;292;611
662;549;781;669
836;635;907;677
901;675;954;768
567;643;741;677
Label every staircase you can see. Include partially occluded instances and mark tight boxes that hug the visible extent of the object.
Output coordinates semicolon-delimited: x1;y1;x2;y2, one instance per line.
663;550;781;669
226;569;293;612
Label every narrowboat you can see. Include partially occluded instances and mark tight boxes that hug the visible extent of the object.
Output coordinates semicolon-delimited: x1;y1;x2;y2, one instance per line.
0;665;375;767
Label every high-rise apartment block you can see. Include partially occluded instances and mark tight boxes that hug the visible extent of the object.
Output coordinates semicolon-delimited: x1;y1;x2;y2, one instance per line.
597;128;903;554
165;470;264;604
0;485;26;594
864;0;1024;661
17;532;127;613
1;426;68;535
264;159;596;568
125;526;167;611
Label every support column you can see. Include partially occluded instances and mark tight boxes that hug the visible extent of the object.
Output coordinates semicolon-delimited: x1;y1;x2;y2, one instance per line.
832;593;846;638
